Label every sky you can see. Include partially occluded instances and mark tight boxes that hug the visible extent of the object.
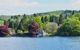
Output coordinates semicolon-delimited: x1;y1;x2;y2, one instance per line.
0;0;80;15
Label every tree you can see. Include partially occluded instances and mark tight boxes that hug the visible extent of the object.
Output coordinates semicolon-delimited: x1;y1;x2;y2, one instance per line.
58;17;80;36
44;16;48;22
8;16;20;29
50;16;55;22
72;13;80;20
44;22;58;36
18;16;33;32
33;16;43;29
41;16;45;23
28;22;39;37
59;14;64;25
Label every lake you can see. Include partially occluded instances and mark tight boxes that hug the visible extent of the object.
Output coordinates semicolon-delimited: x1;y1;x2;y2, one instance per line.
0;37;80;50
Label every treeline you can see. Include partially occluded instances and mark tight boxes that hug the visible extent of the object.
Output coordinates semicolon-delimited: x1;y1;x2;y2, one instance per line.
1;10;80;36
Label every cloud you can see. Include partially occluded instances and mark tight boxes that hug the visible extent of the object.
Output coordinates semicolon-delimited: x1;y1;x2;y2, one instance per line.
72;0;80;6
70;0;80;10
0;0;40;15
0;0;80;15
0;0;70;9
0;0;39;8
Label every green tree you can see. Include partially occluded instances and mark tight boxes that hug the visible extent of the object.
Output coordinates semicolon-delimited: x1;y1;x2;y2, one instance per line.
18;16;33;32
72;13;80;20
59;14;64;25
44;16;48;22
58;17;80;36
41;16;45;23
50;16;55;22
33;16;43;29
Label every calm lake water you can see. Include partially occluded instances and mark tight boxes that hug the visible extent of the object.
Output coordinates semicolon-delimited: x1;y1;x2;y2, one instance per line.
0;37;80;50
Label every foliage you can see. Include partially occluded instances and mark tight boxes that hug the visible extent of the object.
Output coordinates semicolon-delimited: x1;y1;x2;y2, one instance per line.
44;22;58;36
1;10;80;37
0;25;10;37
72;13;80;20
17;16;33;32
0;19;4;25
58;17;80;36
28;22;39;37
33;16;43;29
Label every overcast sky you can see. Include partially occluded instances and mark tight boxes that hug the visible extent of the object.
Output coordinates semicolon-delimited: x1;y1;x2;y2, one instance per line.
0;0;80;15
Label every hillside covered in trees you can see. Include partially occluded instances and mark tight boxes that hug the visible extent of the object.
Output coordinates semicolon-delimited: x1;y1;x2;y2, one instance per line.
0;10;80;37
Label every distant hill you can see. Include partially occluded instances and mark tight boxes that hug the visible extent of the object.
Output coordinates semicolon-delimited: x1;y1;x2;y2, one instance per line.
0;10;80;21
33;10;64;17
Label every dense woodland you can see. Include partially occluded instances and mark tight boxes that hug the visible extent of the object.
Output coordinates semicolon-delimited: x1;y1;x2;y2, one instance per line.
0;10;80;37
